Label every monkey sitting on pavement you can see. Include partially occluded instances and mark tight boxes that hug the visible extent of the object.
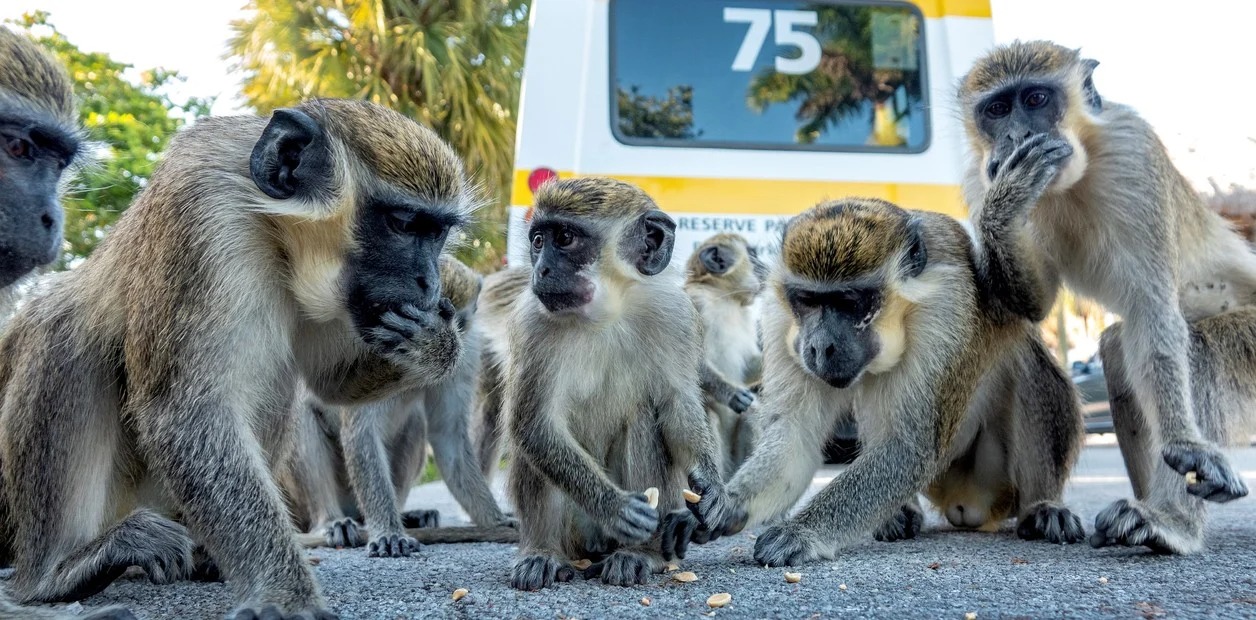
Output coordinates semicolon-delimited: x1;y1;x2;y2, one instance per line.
960;41;1254;554
0;27;134;620
498;177;734;589
282;255;518;557
662;198;1085;566
685;233;767;479
0;99;474;618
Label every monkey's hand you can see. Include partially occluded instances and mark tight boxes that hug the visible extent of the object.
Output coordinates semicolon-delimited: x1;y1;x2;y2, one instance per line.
728;388;755;414
608;492;659;546
753;521;824;567
686;473;744;534
985;133;1074;218
1162;439;1249;503
360;299;462;381
367;532;420;558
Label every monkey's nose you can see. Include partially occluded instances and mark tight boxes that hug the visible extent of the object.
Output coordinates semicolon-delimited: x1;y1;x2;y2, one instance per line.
41;213;55;230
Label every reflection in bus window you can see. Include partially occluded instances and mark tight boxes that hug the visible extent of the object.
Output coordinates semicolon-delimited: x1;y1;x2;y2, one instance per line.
610;0;928;152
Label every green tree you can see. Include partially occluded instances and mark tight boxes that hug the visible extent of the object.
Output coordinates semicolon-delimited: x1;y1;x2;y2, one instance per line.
616;85;702;140
229;0;529;270
746;5;919;145
6;12;211;266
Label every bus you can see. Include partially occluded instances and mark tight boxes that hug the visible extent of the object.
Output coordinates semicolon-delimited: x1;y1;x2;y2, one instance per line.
506;0;995;266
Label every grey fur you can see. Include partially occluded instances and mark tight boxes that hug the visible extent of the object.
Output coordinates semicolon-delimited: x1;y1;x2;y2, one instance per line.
962;42;1256;554
696;200;1084;567
0;101;472;618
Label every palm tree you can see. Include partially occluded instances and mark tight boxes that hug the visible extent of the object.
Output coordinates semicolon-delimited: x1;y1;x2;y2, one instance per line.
229;0;529;269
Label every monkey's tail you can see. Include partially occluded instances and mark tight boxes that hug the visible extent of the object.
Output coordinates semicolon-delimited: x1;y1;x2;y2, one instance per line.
297;525;519;549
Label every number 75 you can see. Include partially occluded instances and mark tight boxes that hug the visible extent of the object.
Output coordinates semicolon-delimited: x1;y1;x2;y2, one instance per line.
724;8;821;75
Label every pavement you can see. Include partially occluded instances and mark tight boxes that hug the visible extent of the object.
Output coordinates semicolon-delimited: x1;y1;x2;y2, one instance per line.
13;441;1256;619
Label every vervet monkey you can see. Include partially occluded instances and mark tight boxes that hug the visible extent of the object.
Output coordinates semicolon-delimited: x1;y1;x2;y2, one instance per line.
0;99;474;618
685;233;767;478
282;255;517;557
662;198;1084;566
960;40;1254;554
501;177;733;589
0;29;135;620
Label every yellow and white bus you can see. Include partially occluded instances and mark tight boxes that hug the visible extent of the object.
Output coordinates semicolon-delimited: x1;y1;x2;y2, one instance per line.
506;0;994;266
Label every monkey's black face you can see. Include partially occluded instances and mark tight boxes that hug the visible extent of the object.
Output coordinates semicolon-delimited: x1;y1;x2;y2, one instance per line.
0;117;78;288
345;192;459;332
528;216;601;314
786;284;882;389
976;82;1066;180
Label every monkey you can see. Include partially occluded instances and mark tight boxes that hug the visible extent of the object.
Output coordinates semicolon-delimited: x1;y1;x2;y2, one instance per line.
660;198;1085;567
959;41;1255;554
0;28;137;620
0;98;475;618
500;177;733;590
684;233;767;478
280;254;517;557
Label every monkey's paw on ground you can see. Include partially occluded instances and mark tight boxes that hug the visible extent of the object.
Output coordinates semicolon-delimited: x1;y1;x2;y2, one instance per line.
752;522;824;567
1016;501;1085;544
610;492;659;545
400;509;440;529
124;509;196;584
874;503;924;542
581;549;659;586
323;518;364;548
1089;498;1201;554
367;533;419;558
1161;440;1250;503
229;604;338;620
509;554;577;591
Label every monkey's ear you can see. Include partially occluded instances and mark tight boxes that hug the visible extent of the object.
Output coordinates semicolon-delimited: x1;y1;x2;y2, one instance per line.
1081;58;1102;113
904;217;928;278
631;210;677;276
699;245;731;275
250;108;333;202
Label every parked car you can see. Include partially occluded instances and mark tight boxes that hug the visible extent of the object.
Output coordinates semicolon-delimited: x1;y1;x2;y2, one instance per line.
1072;355;1114;434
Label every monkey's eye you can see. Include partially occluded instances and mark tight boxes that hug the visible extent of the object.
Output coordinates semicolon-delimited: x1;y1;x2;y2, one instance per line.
1024;91;1049;108
984;101;1011;118
531;232;544;251
4;135;34;161
386;210;438;237
554;229;577;250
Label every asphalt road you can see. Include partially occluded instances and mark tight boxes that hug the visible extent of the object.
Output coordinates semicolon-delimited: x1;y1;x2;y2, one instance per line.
16;441;1256;619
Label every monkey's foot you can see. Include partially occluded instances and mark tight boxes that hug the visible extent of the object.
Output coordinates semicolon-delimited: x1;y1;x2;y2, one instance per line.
1089;499;1202;554
1017;501;1085;544
367;533;420;558
400;509;441;529
323;518;365;548
1162;440;1249;503
190;545;222;582
610;492;659;546
753;522;824;567
495;515;520;529
874;503;924;542
131;513;195;584
582;549;659;586
230;604;338;620
510;553;577;591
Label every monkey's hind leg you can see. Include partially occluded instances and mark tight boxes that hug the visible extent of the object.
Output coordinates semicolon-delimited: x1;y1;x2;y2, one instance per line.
1009;336;1086;544
507;458;576;591
1091;316;1254;553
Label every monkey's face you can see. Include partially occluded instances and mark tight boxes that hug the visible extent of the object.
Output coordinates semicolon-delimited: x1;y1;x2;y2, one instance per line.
249;104;468;336
693;237;766;300
527;204;676;319
778;199;928;388
0;110;79;287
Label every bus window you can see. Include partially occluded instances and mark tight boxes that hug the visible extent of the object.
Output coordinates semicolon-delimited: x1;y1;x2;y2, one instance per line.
610;0;928;153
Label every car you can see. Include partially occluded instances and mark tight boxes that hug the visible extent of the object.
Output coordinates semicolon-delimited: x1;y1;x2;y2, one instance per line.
1072;355;1113;434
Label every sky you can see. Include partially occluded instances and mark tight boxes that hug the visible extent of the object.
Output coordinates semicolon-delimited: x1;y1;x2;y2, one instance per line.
4;0;1256;189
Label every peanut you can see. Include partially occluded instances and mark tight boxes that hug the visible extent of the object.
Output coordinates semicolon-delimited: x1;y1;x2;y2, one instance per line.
644;487;660;509
451;588;468;602
784;572;802;583
683;489;702;503
707;593;732;608
673;571;699;583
